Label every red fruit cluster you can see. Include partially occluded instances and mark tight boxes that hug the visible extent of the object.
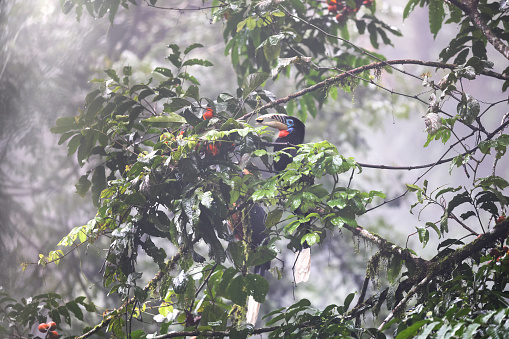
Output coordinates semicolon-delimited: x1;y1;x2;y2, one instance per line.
497;215;506;224
38;321;58;338
203;107;214;120
325;0;373;23
488;246;509;264
206;143;220;156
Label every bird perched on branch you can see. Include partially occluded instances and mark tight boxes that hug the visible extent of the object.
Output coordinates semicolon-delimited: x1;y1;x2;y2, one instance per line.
256;114;311;284
255;114;306;172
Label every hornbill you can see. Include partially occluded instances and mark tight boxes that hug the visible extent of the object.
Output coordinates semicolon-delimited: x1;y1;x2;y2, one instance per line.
256;114;311;284
234;114;310;325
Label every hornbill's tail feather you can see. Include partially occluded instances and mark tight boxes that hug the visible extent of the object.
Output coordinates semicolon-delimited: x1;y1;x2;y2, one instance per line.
294;247;311;283
246;296;261;325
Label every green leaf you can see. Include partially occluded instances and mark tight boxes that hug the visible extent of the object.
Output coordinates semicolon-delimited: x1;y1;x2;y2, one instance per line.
108;0;120;23
406;184;421;192
290;0;306;13
242;72;269;99
264;42;281;63
367;22;379;49
447;191;471;213
266;209;283;228
130;330;146;339
184;43;204;54
429;0;445;38
65;300;84;321
331;215;357;227
165;98;191;112
246;274;269;302
91;165;106;207
477;175;509;190
123;65;132;76
75;174;91;197
124;192;147;205
182;58;213;67
302;93;317;118
228;275;248;305
396;319;430;339
154;67;173;78
426;222;441;238
185;85;199;101
301;232;320;246
105;69;120;82
141;113;186;128
51;117;79;134
344;292;356;309
237;19;247;32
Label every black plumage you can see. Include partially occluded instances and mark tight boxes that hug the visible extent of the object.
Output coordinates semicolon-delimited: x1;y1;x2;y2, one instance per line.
256;114;311;284
256;114;306;171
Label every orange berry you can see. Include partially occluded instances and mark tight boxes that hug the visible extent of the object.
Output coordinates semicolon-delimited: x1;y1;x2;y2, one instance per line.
203;108;214;120
48;330;59;339
207;144;220;156
38;323;49;333
48;321;57;331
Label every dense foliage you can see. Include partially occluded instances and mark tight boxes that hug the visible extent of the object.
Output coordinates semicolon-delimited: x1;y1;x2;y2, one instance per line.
2;0;509;338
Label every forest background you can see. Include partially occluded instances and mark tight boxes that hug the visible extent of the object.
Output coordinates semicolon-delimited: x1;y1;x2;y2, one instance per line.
1;0;509;338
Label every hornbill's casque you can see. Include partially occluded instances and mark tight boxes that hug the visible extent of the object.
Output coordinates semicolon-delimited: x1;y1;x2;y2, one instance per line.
256;114;311;284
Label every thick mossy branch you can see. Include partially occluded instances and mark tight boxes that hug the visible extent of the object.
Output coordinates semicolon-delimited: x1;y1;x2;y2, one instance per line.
344;220;509;330
342;223;428;272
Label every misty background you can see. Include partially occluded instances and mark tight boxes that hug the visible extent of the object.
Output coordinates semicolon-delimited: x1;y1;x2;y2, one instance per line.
1;0;507;332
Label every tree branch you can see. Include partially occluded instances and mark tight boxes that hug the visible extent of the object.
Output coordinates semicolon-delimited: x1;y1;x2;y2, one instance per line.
448;0;509;60
378;220;509;330
237;59;509;121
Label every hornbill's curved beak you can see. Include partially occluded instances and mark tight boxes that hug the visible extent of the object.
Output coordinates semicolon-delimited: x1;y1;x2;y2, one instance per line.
256;114;289;130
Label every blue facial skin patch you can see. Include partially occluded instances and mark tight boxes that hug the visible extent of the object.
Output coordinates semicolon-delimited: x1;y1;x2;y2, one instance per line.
287;118;295;128
287;127;294;134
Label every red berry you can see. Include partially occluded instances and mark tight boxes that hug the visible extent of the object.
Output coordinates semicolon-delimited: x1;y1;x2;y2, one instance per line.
328;5;337;12
206;143;220;156
497;215;506;224
38;323;49;333
48;330;59;339
335;13;347;23
203;108;214;120
48;321;57;331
